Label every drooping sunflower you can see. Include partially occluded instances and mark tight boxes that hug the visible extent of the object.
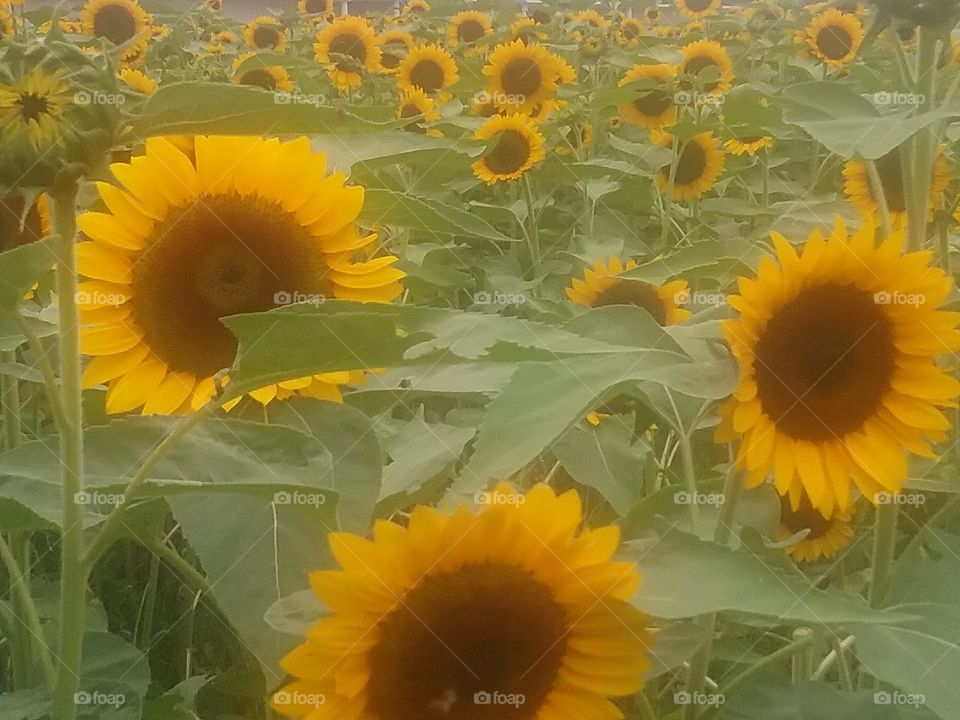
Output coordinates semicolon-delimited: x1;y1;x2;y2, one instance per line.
243;16;286;52
618;63;677;130
397;43;458;97
80;0;152;61
77;136;404;415
472;114;546;185
0;194;50;252
614;17;645;46
676;0;721;21
118;67;156;95
271;483;653;720
677;40;734;94
401;0;430;15
779;494;855;563
482;40;575;115
397;86;441;136
378;30;414;72
716;220;960;518
447;10;492;48
806;9;863;69
842;147;950;227
314;16;381;92
0;68;74;151
232;52;294;92
567;258;691;325
653;130;725;202
725;135;773;157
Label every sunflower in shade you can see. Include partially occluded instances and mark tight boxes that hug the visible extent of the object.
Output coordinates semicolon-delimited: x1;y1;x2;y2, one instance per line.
644;6;661;23
472;114;546;185
653;130;725;202
401;0;430;15
716;220;960;518
779;494;855;563
806;9;863;69
80;0;152;61
614;17;645;46
314;16;381;92
378;30;414;72
725;135;773;157
447;10;492;48
618;63;677;130
298;0;333;18
568;8;610;29
842;147;951;227
511;16;549;45
77;136;404;415
397;43;458;97
482;40;575;115
232;52;294;92
676;0;721;21
207;30;238;54
397;87;441;136
567;258;691;325
243;16;286;51
271;483;654;720
677;39;734;94
0;194;50;252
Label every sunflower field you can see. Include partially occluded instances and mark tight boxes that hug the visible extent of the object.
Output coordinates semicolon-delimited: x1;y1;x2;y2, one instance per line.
3;0;960;717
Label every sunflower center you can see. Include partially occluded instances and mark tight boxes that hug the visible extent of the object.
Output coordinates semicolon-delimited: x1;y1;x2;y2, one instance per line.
623;23;640;39
753;283;895;440
252;25;280;48
684;0;713;11
780;495;834;539
532;9;551;24
873;148;906;213
673;138;708;186
238;68;279;91
457;19;486;42
633;86;672;117
93;4;137;44
816;25;853;60
130;194;331;378
590;279;668;324
329;32;367;71
501;58;543;99
683;55;721;91
17;93;49;123
305;0;327;12
366;563;568;720
410;59;445;93
484;129;531;176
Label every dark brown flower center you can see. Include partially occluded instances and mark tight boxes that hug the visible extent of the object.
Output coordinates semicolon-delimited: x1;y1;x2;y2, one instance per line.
238;68;279;91
684;0;713;12
93;4;137;45
17;93;49;123
872;148;906;213
130;194;332;378
671;138;709;186
753;283;895;441
365;563;568;720
816;24;853;60
532;9;551;24
252;25;281;49
304;0;327;12
591;280;668;325
457;19;486;42
484;129;531;175
410;59;445;92
501;57;542;98
683;54;722;92
633;86;672;117
329;32;367;71
780;494;834;539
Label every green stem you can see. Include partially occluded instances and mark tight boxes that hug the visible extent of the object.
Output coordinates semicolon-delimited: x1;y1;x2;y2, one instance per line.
660;134;680;246
869;502;899;608
812;635;856;684
636;690;658;720
866;160;893;240
791;628;815;683
521;175;541;275
899;494;960;563
14;313;67;433
761;149;770;210
136;552;160;651
1;350;22;450
0;534;55;687
905;27;939;251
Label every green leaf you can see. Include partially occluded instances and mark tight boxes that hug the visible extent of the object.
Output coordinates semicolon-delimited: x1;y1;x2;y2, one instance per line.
645;622;710;680
311;131;471;173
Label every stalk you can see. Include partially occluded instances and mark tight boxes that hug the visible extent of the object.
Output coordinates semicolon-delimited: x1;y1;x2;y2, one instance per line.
905;28;939;251
0;534;55;686
521;175;541;274
868;502;899;608
2;350;22;449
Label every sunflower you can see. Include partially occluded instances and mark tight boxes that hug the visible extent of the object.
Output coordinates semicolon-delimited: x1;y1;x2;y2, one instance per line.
472;114;546;185
618;63;677;130
207;30;238;54
645;7;660;23
151;24;170;39
580;34;605;56
676;0;721;21
0;12;13;38
806;9;863;69
952;36;960;67
0;194;50;252
401;0;430;15
232;52;294;92
378;30;413;72
397;87;441;136
569;9;610;29
243;16;286;52
779;494;855;563
271;483;653;720
511;16;548;45
448;10;492;47
0;68;74;151
653;130;725;202
747;2;785;25
716;220;960;518
205;0;222;10
397;43;458;97
118;67;156;95
843;146;950;227
80;0;152;61
677;40;734;94
298;0;333;16
555;122;593;157
614;17;645;46
77;136;404;415
314;16;381;92
482;40;575;115
725;135;773;157
566;258;691;325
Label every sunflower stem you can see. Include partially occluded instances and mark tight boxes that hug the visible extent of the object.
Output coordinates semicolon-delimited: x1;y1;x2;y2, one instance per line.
2;350;22;450
760;148;769;210
905;27;939;251
50;179;87;720
868;501;899;609
13;312;68;433
521;175;541;274
812;635;856;685
0;533;55;687
790;627;815;683
660;135;680;246
865;160;893;240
